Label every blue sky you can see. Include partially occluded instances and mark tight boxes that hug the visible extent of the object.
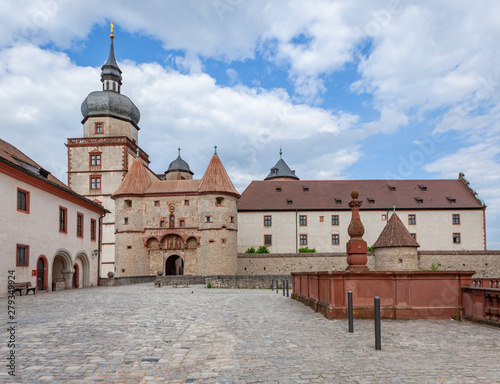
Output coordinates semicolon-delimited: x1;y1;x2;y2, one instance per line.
0;0;499;248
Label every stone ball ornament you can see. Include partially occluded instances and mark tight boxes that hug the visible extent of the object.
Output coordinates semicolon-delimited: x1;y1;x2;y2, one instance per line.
157;270;164;276
107;271;115;278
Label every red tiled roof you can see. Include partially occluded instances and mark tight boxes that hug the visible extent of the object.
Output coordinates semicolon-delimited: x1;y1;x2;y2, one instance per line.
237;178;484;211
112;157;158;197
372;212;420;248
0;138;68;188
199;154;240;197
112;154;239;198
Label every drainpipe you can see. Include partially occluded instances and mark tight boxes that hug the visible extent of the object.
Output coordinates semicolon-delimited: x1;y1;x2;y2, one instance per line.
295;209;298;253
98;210;107;286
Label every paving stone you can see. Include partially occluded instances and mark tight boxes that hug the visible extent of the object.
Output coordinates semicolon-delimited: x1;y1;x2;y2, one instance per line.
2;283;499;383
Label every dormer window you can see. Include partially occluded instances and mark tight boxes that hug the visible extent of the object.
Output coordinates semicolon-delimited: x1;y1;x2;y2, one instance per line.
367;198;375;205
389;185;396;192
303;187;309;192
276;187;281;192
287;200;293;205
415;198;423;204
335;199;342;205
447;197;456;204
419;185;427;191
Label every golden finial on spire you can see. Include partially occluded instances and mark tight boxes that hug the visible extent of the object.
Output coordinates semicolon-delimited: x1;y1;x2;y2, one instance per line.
110;22;115;39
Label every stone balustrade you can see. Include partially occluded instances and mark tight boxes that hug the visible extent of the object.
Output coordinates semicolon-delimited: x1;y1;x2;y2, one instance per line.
462;285;500;327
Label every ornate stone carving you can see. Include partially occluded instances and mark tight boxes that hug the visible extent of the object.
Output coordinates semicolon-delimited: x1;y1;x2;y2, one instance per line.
346;190;369;271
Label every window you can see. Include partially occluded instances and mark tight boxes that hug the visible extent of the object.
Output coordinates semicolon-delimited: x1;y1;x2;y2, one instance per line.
300;235;307;245
332;215;339;226
264;235;272;246
59;206;67;233
77;213;84;238
206;216;212;223
90;154;101;166
17;188;30;213
303;187;309;192
16;244;29;267
184;200;189;206
209;239;215;243
332;234;340;245
389;186;396;191
216;198;223;206
408;214;416;225
335;199;342;205
221;238;226;244
368;198;375;205
447;197;456;204
453;233;461;244
90;176;101;190
319;216;324;222
230;216;235;223
299;215;307;226
95;122;103;134
452;214;460;225
381;214;387;221
415;198;423;204
154;201;160;207
287;200;293;205
160;220;165;228
410;233;416;240
419;185;427;191
124;217;129;225
264;216;272;226
276;187;281;192
90;219;96;241
179;220;185;227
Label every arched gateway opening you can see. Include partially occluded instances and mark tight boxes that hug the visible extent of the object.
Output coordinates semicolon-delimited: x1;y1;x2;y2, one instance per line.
165;255;184;275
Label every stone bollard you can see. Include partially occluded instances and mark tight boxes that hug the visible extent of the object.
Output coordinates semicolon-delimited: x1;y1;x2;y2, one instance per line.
155;270;164;288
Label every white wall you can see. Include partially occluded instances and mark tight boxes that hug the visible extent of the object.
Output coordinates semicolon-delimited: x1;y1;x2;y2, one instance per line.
237;209;485;253
0;171;102;297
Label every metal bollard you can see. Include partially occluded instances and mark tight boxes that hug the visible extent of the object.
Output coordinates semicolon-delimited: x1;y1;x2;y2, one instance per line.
271;279;274;291
282;279;285;296
374;296;381;350
286;280;289;297
276;278;278;293
348;290;353;333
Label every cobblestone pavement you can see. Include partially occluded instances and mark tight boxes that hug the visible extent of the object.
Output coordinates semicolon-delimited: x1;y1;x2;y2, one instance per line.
2;284;499;383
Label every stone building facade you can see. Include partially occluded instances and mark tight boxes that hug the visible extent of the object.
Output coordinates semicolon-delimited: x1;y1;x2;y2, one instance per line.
111;152;239;277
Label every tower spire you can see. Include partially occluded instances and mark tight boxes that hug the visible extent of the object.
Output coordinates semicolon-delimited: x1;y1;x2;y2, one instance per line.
280;147;282;159
101;22;123;92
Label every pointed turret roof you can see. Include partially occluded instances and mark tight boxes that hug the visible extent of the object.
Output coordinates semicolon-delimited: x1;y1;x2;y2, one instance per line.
264;149;299;180
372;212;420;248
112;157;157;197
101;35;122;85
199;153;240;197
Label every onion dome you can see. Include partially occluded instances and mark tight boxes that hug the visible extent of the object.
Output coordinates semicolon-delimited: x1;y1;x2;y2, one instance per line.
81;29;141;127
166;148;193;175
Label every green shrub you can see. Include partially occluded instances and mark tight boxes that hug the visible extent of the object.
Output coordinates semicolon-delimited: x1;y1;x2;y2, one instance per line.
367;246;375;252
245;247;256;253
298;247;316;253
256;246;270;253
206;281;212;288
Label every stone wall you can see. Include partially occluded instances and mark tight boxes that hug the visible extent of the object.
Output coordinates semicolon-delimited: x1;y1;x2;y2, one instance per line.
205;275;290;289
418;251;500;278
238;251;500;277
237;252;375;275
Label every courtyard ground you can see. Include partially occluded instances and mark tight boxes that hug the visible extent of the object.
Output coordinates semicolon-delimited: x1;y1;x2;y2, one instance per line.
2;283;499;383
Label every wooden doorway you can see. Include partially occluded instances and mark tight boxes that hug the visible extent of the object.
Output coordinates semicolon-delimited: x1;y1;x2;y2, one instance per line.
36;256;47;291
72;263;79;288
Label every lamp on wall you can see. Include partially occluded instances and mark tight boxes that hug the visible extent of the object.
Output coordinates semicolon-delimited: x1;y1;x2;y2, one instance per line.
92;250;98;259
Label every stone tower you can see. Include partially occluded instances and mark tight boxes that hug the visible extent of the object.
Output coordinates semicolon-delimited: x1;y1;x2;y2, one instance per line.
66;29;149;277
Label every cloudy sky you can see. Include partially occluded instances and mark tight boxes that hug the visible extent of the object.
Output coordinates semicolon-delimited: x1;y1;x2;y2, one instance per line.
0;0;499;248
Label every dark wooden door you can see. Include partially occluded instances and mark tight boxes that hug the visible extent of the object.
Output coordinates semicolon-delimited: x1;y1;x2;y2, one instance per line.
37;258;44;291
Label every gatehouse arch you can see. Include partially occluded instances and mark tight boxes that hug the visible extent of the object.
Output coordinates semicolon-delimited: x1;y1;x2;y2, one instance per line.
165;255;184;275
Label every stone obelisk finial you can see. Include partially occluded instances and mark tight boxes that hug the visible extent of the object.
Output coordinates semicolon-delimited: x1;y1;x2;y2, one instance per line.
346;190;369;271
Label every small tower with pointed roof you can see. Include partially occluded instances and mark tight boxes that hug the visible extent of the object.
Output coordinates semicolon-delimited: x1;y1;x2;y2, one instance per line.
372;211;420;271
264;148;299;181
